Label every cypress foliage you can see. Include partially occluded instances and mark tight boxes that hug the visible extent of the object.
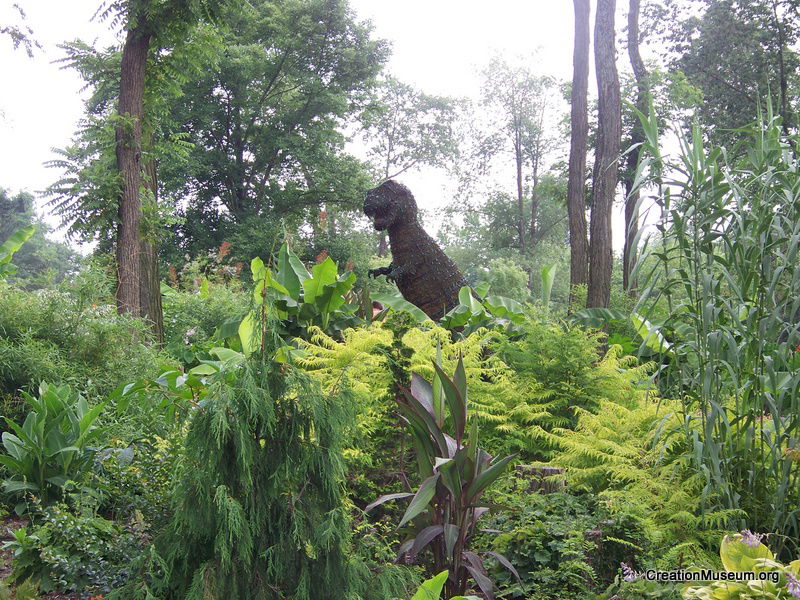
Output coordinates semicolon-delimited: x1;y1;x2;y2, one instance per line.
153;321;411;599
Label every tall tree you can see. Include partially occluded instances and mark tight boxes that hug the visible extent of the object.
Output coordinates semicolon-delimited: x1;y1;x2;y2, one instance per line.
479;57;556;254
113;2;152;318
46;1;234;341
622;0;648;295
360;76;460;181
164;0;387;222
665;0;800;148
587;0;621;309
567;0;591;302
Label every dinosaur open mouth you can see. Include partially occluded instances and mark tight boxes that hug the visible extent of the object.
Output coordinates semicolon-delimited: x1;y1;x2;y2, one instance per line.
367;212;390;231
363;197;390;231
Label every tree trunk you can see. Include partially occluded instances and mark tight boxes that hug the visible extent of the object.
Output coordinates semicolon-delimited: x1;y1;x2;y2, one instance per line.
529;133;542;249
529;187;538;248
515;130;526;254
769;0;792;138
115;23;151;317
587;0;621;309
623;0;647;296
567;0;591;305
140;158;165;344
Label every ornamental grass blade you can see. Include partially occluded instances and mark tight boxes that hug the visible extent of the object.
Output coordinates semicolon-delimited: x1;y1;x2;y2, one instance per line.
364;492;414;514
399;473;439;528
432;361;466;442
410;524;444;556
485;551;522;585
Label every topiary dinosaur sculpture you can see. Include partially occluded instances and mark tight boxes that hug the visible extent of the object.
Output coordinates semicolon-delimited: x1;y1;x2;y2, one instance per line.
364;180;468;320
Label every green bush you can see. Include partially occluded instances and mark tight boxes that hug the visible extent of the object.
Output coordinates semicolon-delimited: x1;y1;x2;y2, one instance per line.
162;281;247;363
95;433;183;533
476;481;651;600
477;257;530;303
5;500;142;594
0;275;171;411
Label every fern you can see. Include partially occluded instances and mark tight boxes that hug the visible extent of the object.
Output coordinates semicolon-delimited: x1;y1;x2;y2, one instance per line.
544;392;738;569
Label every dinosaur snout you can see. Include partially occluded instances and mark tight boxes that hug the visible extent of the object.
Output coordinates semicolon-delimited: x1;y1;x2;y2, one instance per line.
363;190;390;231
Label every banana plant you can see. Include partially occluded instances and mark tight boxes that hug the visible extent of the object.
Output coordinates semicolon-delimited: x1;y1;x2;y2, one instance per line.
238;243;359;354
0;225;35;280
439;287;526;336
366;358;519;599
0;383;106;513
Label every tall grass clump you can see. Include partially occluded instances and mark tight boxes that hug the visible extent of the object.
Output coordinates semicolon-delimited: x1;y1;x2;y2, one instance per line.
633;107;800;557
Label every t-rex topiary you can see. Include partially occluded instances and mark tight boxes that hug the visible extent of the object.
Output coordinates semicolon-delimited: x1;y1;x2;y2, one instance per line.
364;180;468;320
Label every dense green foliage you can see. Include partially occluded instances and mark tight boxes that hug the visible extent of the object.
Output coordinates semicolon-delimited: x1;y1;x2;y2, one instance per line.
0;383;105;512
634;112;800;558
6;0;800;597
0;190;80;288
0;271;170;415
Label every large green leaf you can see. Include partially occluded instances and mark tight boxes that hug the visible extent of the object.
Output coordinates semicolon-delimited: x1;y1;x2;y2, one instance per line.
630;311;672;354
464;454;515;501
411;571;448;600
570;307;627;328
441;303;472;329
459;286;485;315
540;264;557;308
399;473;439;528
274;243;309;301
432;361;466;442
482;296;526;323
0;225;35;274
719;534;773;572
238;311;259;357
302;257;338;304
398;391;449;457
372;291;429;323
313;271;356;325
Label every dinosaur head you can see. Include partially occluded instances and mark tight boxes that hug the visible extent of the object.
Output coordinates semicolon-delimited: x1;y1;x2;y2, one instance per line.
363;180;418;232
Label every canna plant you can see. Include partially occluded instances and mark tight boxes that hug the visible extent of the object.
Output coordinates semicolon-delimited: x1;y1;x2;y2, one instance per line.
366;357;518;599
0;382;106;513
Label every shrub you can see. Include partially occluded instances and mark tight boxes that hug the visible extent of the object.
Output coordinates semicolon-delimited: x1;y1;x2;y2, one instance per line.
95;433;183;533
476;481;650;600
0;276;171;410
5;501;143;594
162;281;247;364
148;317;414;600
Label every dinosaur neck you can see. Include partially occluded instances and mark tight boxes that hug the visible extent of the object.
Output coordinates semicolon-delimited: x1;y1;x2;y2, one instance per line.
387;219;424;247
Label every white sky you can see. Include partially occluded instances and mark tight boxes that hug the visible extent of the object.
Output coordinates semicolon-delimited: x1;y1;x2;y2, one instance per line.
0;0;639;251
